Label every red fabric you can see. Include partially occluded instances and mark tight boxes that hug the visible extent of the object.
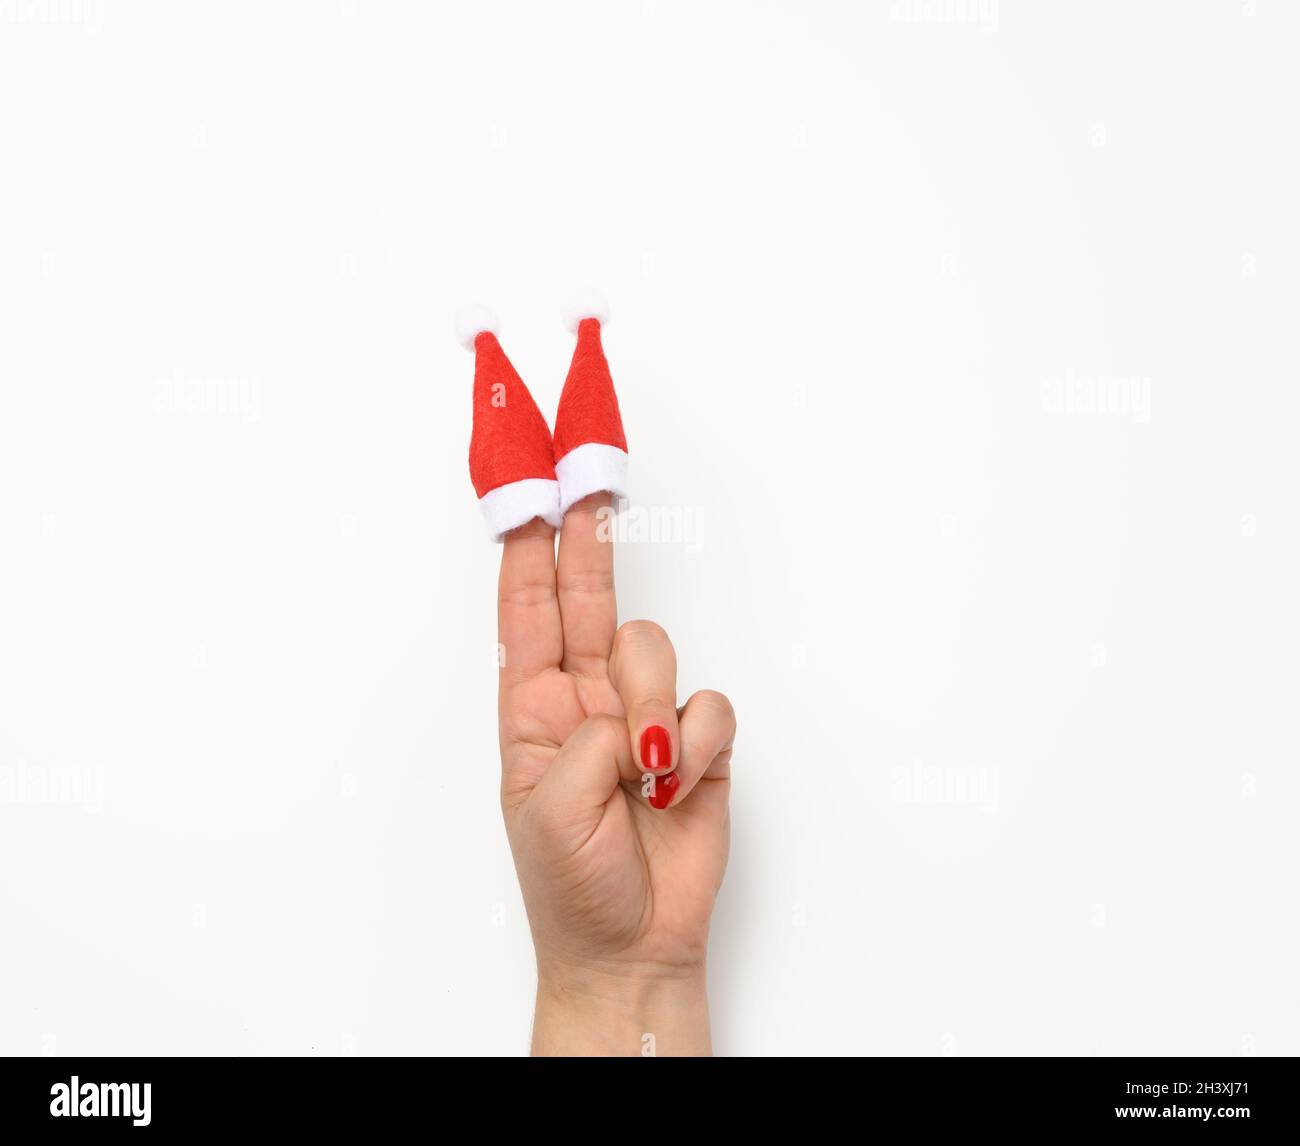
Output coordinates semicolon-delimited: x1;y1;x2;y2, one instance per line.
468;332;557;498
553;318;628;463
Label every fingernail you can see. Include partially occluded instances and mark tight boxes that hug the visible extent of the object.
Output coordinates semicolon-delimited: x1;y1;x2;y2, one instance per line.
640;725;672;772
647;771;680;810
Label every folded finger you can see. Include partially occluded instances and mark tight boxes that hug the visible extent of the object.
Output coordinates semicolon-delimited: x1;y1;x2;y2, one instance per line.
653;689;736;810
529;713;641;816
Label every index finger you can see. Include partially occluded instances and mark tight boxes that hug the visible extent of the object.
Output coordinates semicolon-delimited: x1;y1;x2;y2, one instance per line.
498;520;562;685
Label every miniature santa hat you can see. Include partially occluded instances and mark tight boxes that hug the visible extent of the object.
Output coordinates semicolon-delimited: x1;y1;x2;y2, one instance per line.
458;306;562;541
553;292;628;516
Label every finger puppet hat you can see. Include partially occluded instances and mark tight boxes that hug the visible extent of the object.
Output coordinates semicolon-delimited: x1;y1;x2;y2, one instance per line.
459;306;562;541
552;293;628;515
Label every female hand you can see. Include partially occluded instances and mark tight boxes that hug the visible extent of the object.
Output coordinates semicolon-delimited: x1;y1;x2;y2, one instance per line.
495;493;735;1056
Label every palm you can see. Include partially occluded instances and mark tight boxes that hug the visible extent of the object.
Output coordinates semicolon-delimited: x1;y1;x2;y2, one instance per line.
495;500;733;975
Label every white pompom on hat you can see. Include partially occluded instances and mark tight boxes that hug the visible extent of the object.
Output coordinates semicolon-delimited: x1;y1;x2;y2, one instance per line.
560;289;610;334
454;303;500;351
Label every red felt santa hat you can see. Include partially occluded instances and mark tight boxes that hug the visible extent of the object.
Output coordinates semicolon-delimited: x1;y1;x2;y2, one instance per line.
553;292;628;516
458;305;562;541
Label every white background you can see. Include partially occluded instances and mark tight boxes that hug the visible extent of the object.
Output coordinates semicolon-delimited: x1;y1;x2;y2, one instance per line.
1;1;1297;1056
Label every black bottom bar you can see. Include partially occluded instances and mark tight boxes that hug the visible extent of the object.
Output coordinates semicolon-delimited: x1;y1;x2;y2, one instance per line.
3;1055;1292;1132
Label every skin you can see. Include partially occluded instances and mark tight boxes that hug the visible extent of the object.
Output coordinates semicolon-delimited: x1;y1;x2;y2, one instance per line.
496;493;736;1056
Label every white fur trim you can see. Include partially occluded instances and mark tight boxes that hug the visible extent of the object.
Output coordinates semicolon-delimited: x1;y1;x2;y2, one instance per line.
555;442;628;515
455;304;499;350
562;290;610;333
478;478;562;541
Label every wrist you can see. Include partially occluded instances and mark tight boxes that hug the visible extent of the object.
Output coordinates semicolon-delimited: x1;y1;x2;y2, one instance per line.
532;957;711;1057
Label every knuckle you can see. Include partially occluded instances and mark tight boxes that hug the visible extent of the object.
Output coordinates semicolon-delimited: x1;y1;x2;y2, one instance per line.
636;693;677;711
691;689;736;724
558;568;615;595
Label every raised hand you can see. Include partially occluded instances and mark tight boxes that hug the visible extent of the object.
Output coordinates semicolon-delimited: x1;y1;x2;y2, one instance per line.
495;494;735;1056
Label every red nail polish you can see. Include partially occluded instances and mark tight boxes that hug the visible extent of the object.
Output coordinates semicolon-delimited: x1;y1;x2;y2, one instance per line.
647;770;679;810
640;725;672;772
